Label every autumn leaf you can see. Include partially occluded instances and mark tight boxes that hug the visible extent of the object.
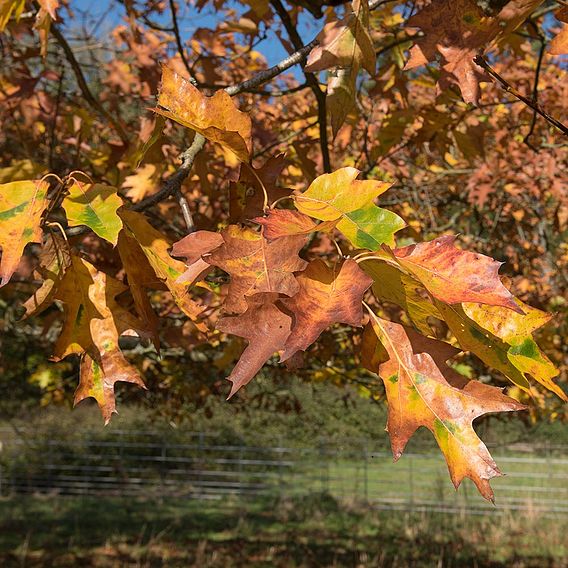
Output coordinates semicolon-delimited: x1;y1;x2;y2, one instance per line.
153;65;252;162
170;230;224;284
119;209;209;331
253;209;337;240
550;7;568;55
294;167;404;248
326;66;358;137
367;311;525;501
462;300;566;400
435;301;532;393
393;235;522;313
77;350;145;425
62;180;123;245
279;259;373;361
405;0;543;104
306;0;375;75
229;154;290;222
208;225;307;314
306;0;375;134
122;164;159;203
0;0;25;31
361;259;442;335
0;179;50;287
117;230;162;348
22;233;70;318
217;293;292;397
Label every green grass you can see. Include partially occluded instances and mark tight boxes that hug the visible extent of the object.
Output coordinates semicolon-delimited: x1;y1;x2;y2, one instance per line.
0;494;566;567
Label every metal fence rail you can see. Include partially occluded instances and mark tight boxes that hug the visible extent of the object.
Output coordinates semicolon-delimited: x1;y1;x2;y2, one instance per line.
1;428;567;516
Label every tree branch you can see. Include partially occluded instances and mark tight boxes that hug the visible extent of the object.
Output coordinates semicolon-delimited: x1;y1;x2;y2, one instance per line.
168;0;198;86
270;0;332;173
473;55;568;137
50;23;129;144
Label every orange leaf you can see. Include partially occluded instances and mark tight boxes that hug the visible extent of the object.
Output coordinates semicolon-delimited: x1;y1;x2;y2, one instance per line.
280;259;373;361
208;225;307;314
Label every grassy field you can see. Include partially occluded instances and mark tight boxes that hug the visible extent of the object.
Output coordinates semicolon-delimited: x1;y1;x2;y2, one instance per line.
0;494;566;567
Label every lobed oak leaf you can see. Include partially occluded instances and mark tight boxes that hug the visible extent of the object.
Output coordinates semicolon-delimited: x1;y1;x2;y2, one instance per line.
393;235;522;313
405;0;543;104
119;210;210;332
462;301;566;401
294;168;404;249
550;7;568;55
0;179;50;287
305;0;375;75
367;312;525;501
294;167;391;221
153;65;252;163
22;233;71;318
216;293;292;398
121;164;160;203
171;230;224;284
280;259;373;361
62;180;123;245
208;225;307;314
78;351;145;425
252;209;337;240
229;154;290;222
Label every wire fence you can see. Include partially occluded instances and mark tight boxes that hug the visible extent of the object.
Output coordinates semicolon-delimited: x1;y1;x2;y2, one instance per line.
1;427;567;516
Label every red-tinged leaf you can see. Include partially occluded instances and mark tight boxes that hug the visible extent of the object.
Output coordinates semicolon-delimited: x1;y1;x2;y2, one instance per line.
405;0;543;104
367;312;526;501
208;225;307;314
280;259;373;361
393;235;523;313
171;230;224;284
216;293;292;398
305;0;375;75
152;65;252;162
253;209;337;240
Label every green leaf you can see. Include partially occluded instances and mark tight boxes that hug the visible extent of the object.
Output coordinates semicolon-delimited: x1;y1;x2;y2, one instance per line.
62;181;123;245
337;203;406;249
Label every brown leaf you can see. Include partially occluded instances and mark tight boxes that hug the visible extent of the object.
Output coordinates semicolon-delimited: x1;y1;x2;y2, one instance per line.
22;233;70;318
171;230;224;284
393;235;522;313
217;293;292;397
405;0;543;104
208;225;307;314
152;65;252;162
253;209;337;240
280;259;373;361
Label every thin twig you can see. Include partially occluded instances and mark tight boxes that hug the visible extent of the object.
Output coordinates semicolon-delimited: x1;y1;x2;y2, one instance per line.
168;0;198;86
473;55;568;137
270;0;332;173
49;22;129;144
523;21;546;150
